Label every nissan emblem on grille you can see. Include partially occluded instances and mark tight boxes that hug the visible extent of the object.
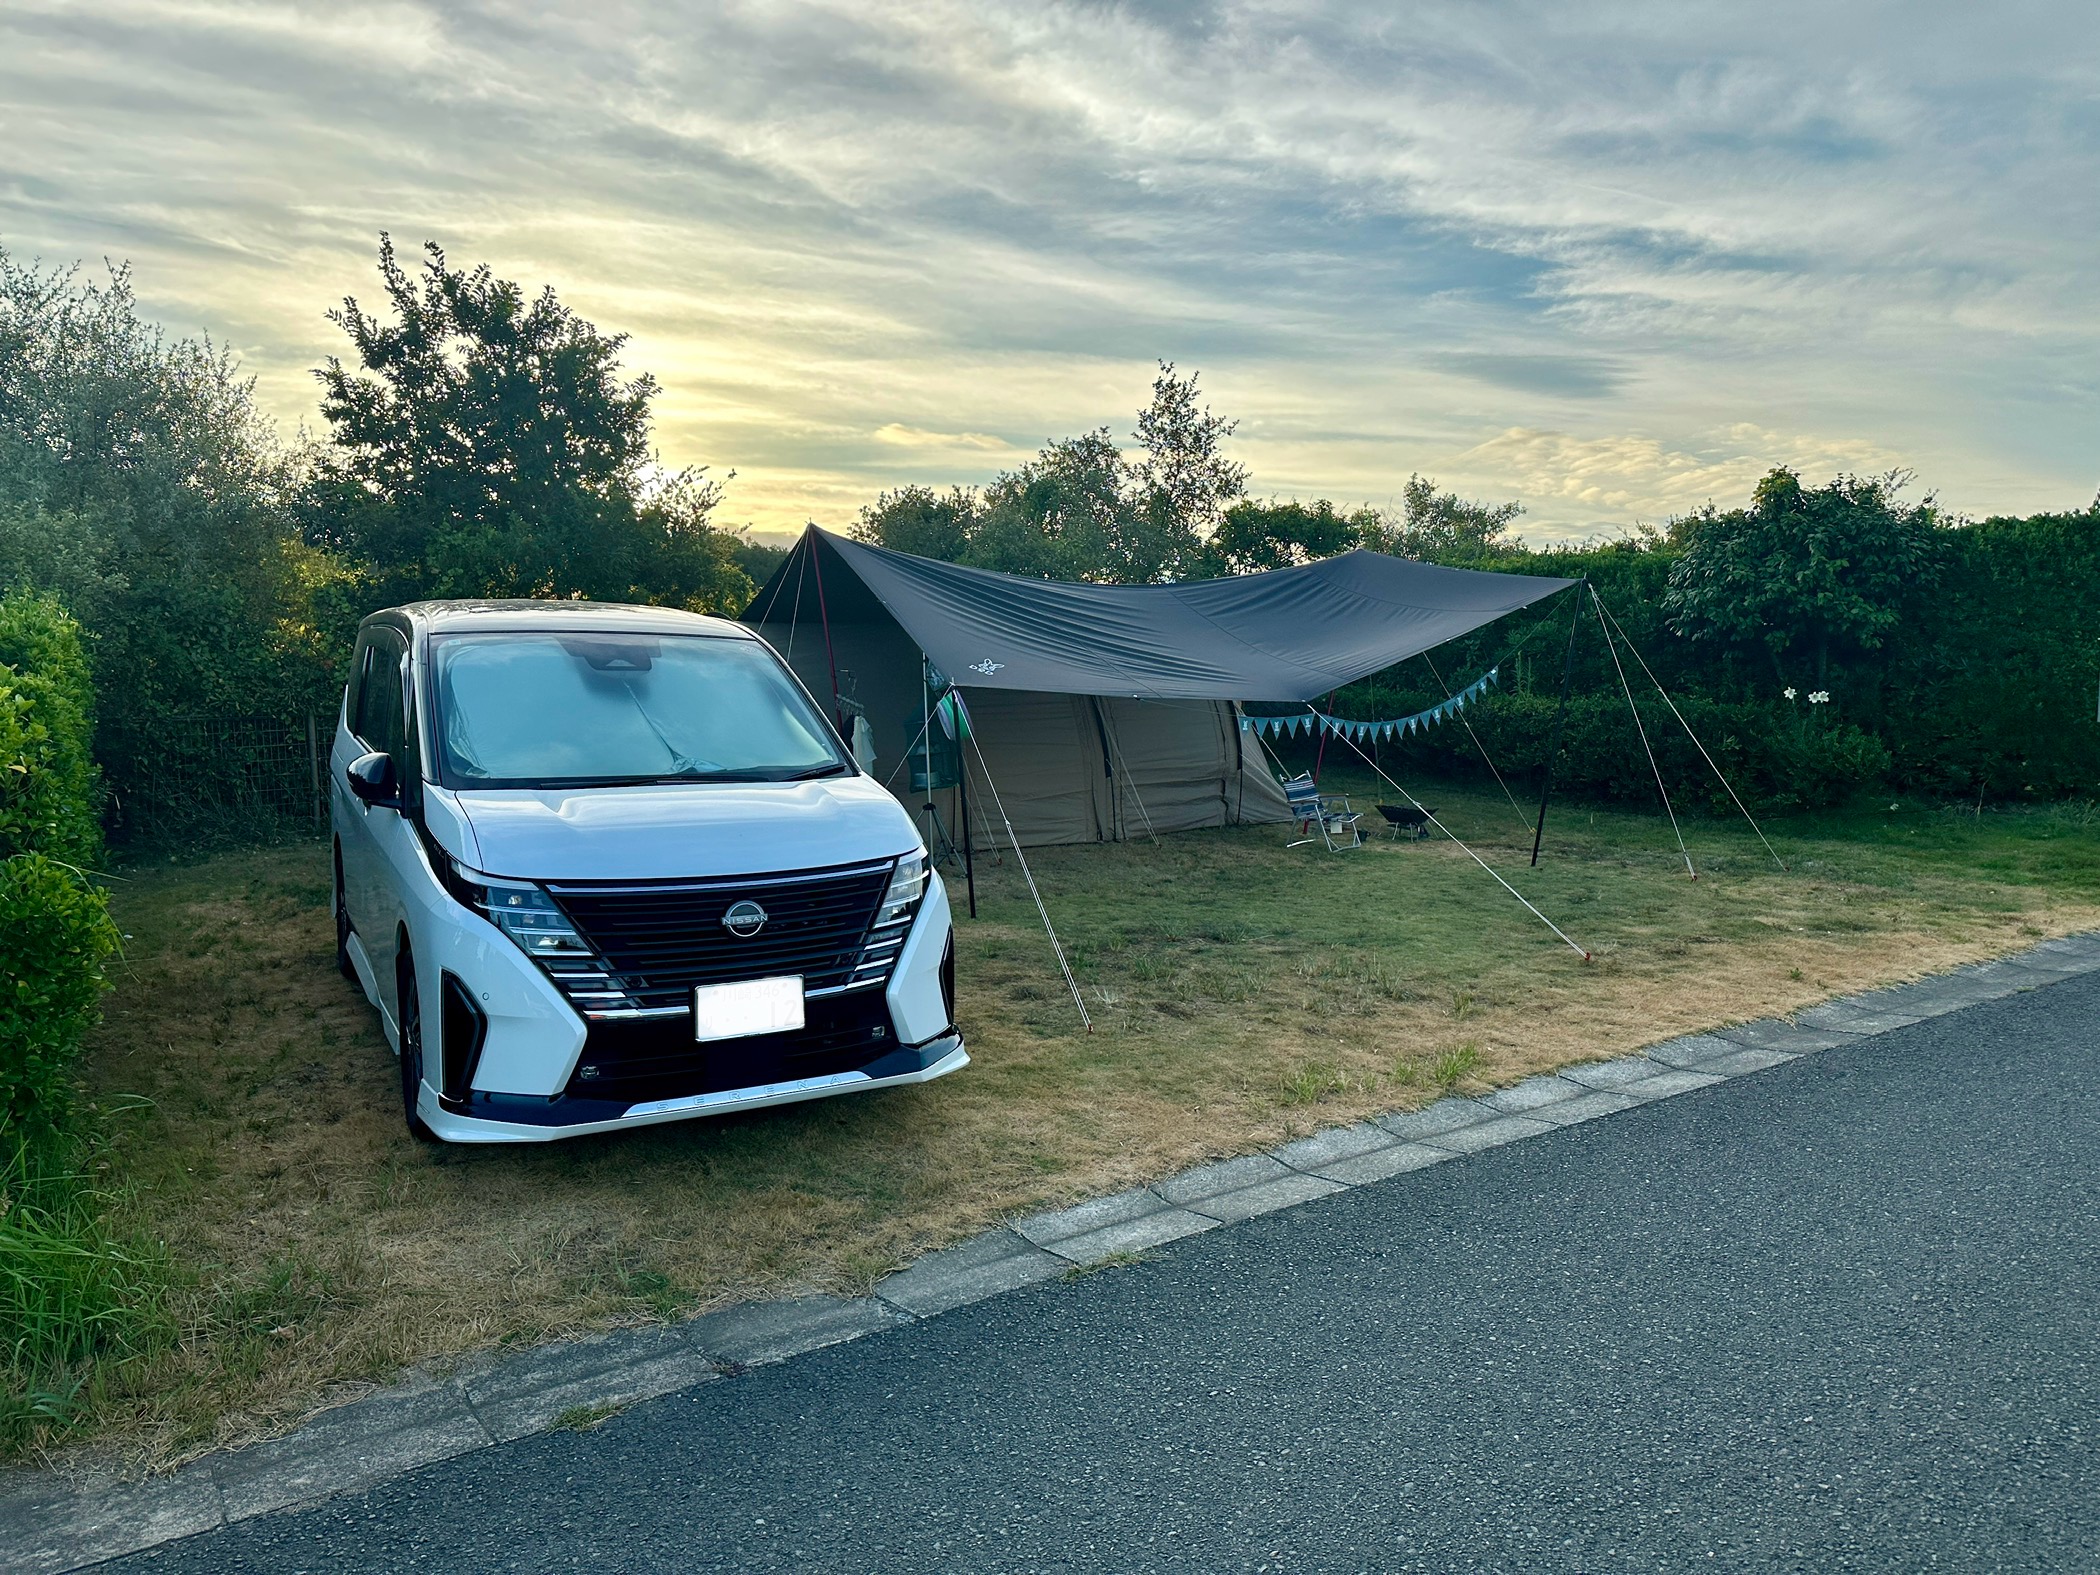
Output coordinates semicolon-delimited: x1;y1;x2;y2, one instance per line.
723;900;768;937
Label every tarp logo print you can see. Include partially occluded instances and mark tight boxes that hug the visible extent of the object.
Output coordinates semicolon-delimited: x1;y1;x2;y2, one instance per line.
968;659;1005;676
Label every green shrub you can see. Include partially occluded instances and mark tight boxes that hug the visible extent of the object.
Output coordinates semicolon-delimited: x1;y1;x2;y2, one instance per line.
0;853;122;1144
0;592;101;870
0;593;150;1449
0;1133;165;1449
1382;692;1890;814
0;593;118;1142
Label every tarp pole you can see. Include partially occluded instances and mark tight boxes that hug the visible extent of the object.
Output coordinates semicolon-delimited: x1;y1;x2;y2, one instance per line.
809;528;845;733
1531;580;1586;867
958;718;977;918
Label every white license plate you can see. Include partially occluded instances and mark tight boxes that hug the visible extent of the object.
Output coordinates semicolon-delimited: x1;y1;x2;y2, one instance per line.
693;976;805;1042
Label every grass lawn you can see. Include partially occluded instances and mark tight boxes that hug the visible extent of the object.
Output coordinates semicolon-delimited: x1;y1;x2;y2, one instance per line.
55;772;2100;1466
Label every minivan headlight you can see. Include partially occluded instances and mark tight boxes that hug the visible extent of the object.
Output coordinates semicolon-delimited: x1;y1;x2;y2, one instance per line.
477;876;596;958
874;852;927;929
439;858;595;959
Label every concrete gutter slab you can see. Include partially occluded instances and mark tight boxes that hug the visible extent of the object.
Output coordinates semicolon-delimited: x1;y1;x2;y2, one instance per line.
1621;1069;1728;1101
1308;1141;1454;1186
1153;1154;1294;1206
459;1326;715;1443
875;1230;1065;1318
1420;1114;1557;1154
1271;1121;1401;1172
0;1470;225;1575
1713;1019;1857;1055
1187;1172;1346;1224
686;1295;905;1369
1533;1090;1644;1127
1481;1075;1587;1114
1036;1206;1218;1266
1560;1057;1666;1092
211;1374;491;1522
1645;1035;1744;1070
1376;1098;1496;1141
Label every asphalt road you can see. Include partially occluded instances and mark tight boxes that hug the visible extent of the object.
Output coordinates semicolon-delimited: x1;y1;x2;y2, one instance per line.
116;976;2100;1574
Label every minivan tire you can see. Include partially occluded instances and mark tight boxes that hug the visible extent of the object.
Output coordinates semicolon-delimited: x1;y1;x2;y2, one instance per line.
334;844;355;982
397;954;437;1143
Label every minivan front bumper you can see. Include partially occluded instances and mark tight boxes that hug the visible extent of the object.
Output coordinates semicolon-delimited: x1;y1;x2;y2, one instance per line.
419;1035;968;1143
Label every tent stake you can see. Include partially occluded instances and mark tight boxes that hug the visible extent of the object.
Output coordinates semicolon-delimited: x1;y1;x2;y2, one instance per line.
1531;580;1586;867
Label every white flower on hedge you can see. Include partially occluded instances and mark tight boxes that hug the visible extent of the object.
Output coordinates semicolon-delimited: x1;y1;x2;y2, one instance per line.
1783;686;1798;700
1809;690;1831;704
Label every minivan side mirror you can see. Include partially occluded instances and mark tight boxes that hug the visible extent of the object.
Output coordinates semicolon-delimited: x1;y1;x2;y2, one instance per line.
346;750;401;810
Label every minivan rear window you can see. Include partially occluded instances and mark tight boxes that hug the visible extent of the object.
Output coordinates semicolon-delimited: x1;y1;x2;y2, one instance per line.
427;631;849;790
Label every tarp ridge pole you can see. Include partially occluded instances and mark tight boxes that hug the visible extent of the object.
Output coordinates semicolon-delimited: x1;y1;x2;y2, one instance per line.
783;533;809;669
1591;586;1695;880
1318;709;1591;962
963;723;1094;1032
1531;579;1586;867
1593;595;1790;873
1423;650;1531;839
808;526;846;733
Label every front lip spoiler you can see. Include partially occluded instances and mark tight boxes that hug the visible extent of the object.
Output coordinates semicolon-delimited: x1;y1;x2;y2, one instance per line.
422;1036;967;1143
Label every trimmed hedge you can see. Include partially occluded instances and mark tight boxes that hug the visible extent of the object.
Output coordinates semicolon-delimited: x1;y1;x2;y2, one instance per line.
1374;692;1890;814
0;591;119;1149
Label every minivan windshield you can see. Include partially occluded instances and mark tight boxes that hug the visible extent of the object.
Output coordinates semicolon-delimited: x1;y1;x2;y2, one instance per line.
428;631;849;790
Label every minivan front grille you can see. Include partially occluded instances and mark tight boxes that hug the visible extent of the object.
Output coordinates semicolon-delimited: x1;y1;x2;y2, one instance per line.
545;860;897;1016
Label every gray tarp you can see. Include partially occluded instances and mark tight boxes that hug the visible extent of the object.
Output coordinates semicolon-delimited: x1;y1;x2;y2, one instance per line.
747;527;1576;703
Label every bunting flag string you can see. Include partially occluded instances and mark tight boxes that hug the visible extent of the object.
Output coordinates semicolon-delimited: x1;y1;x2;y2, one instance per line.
1240;667;1500;743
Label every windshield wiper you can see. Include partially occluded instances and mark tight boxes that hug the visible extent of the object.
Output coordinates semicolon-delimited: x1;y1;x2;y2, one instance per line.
783;763;849;780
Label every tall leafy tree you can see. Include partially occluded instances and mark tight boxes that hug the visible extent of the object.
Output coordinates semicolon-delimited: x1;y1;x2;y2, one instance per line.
1363;474;1525;562
1130;361;1248;580
1664;467;1943;688
1197;498;1378;575
309;236;747;611
0;246;323;736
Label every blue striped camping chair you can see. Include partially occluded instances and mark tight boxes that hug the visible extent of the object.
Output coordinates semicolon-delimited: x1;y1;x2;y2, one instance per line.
1283;774;1364;852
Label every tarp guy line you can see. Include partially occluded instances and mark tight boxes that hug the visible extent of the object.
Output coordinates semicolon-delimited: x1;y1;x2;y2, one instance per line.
1592;595;1789;874
959;707;1094;1032
1309;707;1593;963
1591;586;1695;880
1097;706;1161;847
1422;648;1532;839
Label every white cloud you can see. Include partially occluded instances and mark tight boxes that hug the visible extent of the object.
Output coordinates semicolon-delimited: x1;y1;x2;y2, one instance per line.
1449;424;1912;539
0;0;2092;533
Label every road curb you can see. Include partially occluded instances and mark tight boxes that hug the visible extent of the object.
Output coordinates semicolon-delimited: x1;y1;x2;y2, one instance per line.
7;930;2100;1573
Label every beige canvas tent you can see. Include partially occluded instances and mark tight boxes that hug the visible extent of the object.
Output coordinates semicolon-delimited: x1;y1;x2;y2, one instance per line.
743;527;1574;850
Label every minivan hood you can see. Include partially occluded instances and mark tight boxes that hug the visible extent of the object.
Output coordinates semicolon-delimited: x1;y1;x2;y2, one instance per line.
442;775;921;882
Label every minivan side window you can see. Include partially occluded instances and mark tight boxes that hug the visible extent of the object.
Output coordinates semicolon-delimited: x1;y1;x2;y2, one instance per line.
354;632;407;759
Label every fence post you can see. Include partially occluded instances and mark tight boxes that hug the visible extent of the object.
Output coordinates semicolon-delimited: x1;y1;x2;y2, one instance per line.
308;711;322;829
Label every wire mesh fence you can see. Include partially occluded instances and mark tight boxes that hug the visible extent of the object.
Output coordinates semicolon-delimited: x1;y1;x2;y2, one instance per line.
102;713;325;847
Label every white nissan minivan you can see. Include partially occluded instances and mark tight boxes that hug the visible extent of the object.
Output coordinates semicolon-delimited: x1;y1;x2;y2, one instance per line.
330;600;964;1143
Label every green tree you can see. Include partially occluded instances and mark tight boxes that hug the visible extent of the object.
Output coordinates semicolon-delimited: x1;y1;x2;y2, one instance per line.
1130;361;1247;580
310;236;748;612
1196;498;1379;575
1663;468;1943;688
1364;474;1525;562
853;484;975;562
0;247;327;741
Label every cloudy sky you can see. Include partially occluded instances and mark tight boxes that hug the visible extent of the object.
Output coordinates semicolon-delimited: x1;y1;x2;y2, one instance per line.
3;1;2095;541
